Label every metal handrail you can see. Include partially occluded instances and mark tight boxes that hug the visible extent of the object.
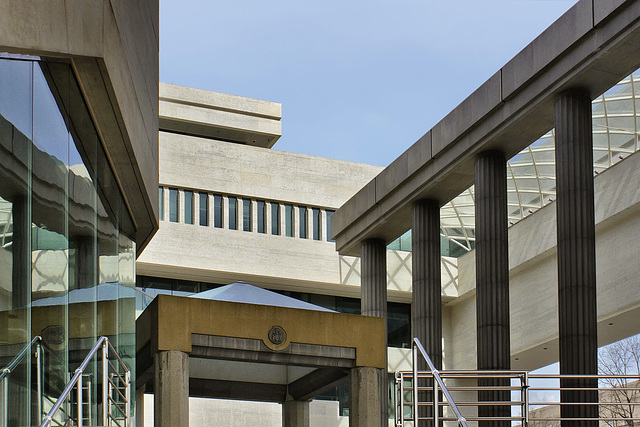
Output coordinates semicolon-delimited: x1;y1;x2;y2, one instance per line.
40;336;130;427
2;336;44;426
412;338;468;426
395;366;640;426
0;335;42;382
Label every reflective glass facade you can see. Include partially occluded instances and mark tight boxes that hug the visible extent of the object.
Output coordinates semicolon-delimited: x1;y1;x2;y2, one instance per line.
0;58;136;425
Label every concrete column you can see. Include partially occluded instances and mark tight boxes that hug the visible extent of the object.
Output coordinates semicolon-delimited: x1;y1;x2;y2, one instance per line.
411;199;442;368
474;151;510;426
349;367;385;427
360;239;387;424
135;387;145;427
412;200;441;425
266;200;273;234
293;206;300;238
193;191;200;225
178;189;185;224
554;90;598;427
282;400;310;427
320;209;327;242
222;195;230;229
280;203;286;237
154;350;189;427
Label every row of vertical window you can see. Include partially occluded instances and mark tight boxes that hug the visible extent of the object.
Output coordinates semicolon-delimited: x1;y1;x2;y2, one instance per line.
159;187;335;242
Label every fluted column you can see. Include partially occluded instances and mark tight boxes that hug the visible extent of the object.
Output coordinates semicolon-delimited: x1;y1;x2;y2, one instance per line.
412;200;441;425
555;90;598;427
475;151;510;427
360;238;387;425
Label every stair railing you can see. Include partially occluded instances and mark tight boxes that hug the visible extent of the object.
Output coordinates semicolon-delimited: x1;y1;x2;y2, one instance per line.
40;336;130;427
1;336;44;426
411;337;468;426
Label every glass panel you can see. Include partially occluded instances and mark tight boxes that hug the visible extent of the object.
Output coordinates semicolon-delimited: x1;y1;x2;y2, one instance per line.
169;188;178;222
285;204;293;237
271;202;279;235
257;200;265;234
213;194;222;228
326;210;335;242
299;206;307;239
199;193;208;226
0;58;33;425
184;190;193;225
243;199;251;232
229;197;237;230
32;62;70;404
158;187;164;221
312;208;320;240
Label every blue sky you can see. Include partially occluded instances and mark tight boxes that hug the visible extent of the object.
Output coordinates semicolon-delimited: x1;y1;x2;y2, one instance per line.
160;0;577;167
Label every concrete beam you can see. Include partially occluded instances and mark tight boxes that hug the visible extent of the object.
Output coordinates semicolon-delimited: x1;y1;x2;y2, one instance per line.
159;83;282;148
333;0;640;256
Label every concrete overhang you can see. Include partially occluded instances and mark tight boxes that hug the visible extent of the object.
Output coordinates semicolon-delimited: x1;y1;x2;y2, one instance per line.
136;295;385;402
332;0;640;256
159;83;282;148
0;0;160;252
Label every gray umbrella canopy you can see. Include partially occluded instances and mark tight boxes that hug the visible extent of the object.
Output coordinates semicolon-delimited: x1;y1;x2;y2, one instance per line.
189;281;335;312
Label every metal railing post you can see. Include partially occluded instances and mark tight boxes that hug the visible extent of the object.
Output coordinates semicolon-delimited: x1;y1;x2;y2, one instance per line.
36;342;42;422
3;371;8;427
413;344;418;424
523;372;529;426
125;370;131;426
400;372;405;426
433;374;439;426
77;372;83;427
102;341;108;427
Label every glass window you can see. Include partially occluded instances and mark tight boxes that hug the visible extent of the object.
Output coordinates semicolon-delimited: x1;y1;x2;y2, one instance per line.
199;193;208;226
271;202;280;235
159;187;164;221
184;190;194;224
326;209;335;242
257;200;266;233
169;188;179;222
213;194;223;228
299;206;307;239
312;208;320;240
229;196;237;230
243;198;251;232
285;204;293;237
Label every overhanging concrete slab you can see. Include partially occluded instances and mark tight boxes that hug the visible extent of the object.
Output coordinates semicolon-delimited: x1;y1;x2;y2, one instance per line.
136;294;385;403
332;0;640;256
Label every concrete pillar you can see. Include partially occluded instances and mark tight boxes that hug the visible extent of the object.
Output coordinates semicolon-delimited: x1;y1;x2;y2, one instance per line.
282;400;310;427
349;367;385;427
360;239;387;424
412;199;441;425
554;90;598;427
135;387;145;427
474;151;510;426
411;199;442;368
154;350;189;427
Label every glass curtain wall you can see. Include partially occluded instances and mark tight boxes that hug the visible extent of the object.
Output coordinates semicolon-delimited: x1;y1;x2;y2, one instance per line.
0;57;136;425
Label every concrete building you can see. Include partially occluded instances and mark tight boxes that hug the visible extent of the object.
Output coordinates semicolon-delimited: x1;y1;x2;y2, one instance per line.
0;0;159;426
137;1;640;426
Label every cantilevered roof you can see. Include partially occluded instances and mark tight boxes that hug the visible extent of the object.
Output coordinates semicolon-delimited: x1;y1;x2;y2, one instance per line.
189;281;335;312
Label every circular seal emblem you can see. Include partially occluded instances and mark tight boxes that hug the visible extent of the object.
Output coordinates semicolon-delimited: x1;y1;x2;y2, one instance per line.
268;325;287;346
